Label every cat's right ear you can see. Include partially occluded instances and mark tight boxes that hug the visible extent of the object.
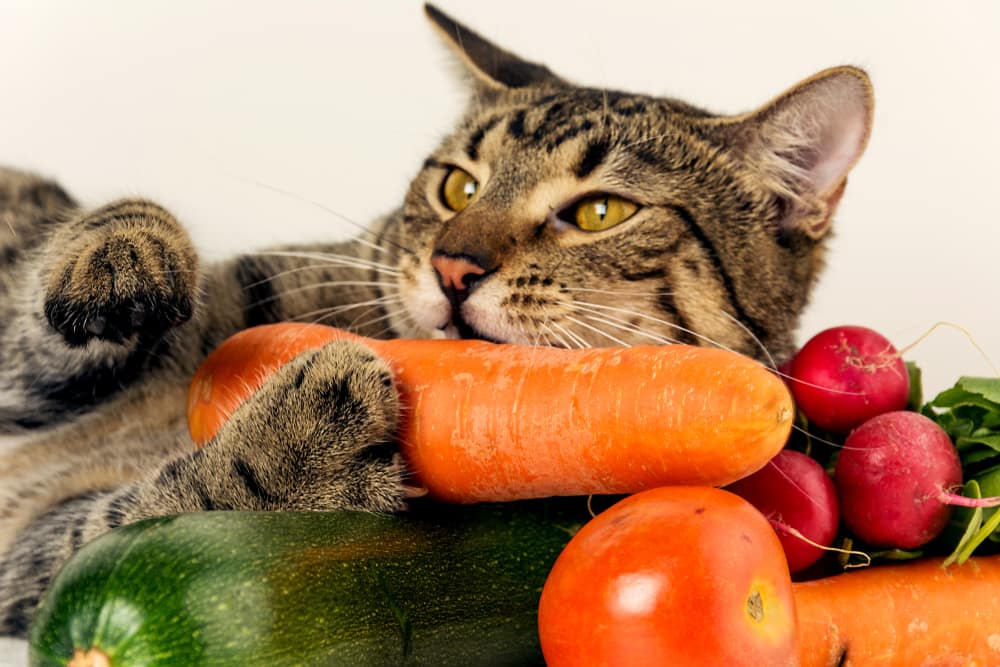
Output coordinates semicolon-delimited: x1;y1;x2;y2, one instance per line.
424;4;564;91
723;66;875;240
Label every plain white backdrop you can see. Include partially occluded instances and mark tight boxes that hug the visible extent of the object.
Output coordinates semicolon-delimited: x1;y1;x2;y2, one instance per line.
0;3;998;661
0;2;998;390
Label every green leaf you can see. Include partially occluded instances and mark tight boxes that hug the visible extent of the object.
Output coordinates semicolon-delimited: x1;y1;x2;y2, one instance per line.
956;377;1000;405
956;433;1000;452
929;388;1000;412
923;375;1000;563
955;504;1000;564
960;447;1000;467
905;361;923;412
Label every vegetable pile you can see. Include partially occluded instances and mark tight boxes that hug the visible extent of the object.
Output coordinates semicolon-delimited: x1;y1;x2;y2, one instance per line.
28;322;1000;666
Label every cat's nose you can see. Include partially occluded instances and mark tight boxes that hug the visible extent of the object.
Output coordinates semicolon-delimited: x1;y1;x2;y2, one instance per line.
431;252;487;305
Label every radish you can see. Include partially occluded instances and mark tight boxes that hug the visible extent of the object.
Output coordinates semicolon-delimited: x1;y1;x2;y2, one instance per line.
790;325;909;434
726;449;840;573
834;411;1000;549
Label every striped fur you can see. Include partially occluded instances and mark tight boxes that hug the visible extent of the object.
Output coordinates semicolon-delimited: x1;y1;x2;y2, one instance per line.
0;5;873;637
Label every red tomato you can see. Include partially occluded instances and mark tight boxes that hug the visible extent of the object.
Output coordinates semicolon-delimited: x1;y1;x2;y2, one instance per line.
538;486;799;667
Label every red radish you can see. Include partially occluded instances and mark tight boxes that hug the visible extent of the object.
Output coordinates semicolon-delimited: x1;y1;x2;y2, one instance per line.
726;449;840;573
835;411;1000;549
790;325;909;434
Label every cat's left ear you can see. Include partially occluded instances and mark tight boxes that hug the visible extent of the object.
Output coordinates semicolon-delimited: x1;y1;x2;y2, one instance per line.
425;4;565;90
724;66;874;239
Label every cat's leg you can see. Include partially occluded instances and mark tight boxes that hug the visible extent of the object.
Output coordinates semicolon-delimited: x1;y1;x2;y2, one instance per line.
0;192;200;430
0;167;76;252
0;338;414;637
0;167;76;303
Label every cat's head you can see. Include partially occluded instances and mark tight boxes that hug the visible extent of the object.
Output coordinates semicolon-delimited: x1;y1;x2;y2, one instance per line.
388;4;873;362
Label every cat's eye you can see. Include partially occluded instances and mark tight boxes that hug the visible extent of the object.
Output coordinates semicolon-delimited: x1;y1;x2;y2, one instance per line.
440;167;480;212
567;195;639;232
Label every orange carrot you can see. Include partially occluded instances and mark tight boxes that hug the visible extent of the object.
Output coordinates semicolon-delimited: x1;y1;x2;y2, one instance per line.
187;322;794;503
795;555;1000;666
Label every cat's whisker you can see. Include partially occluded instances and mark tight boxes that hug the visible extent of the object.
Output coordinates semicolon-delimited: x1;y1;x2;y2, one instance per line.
352;235;401;260
718;309;779;369
545;324;576;349
563;315;630;347
570;299;740;356
391;307;423;338
520;318;548;347
347;307;389;332
528;319;550;347
245;280;400;311
250;250;402;276
230;175;416;257
552;319;593;349
350;308;404;334
237;264;395;294
293;295;403;325
562;300;685;344
538;321;571;349
576;311;683;346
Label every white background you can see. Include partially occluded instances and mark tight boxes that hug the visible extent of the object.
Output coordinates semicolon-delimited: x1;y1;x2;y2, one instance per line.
1;1;997;399
0;3;997;660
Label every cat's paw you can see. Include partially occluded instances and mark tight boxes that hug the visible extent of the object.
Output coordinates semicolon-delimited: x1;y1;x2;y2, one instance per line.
218;340;415;513
43;200;199;346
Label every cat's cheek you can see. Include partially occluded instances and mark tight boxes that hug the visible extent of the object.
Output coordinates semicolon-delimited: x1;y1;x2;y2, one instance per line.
461;289;521;344
400;268;451;334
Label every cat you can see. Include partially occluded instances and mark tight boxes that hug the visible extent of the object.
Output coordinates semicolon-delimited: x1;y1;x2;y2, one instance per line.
0;4;873;638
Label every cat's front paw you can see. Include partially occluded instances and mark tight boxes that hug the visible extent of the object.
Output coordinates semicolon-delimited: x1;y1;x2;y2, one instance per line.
43;200;199;346
218;339;416;513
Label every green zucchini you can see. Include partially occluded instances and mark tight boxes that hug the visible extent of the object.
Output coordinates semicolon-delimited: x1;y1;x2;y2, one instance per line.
29;500;589;666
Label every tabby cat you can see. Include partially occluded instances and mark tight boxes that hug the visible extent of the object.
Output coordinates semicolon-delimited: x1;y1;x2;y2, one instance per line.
0;5;873;637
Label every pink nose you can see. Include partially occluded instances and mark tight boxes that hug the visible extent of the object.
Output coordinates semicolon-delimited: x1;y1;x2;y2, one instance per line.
431;254;486;292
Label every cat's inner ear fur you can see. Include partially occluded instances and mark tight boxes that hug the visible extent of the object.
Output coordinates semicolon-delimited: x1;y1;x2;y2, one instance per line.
424;4;564;90
726;66;874;239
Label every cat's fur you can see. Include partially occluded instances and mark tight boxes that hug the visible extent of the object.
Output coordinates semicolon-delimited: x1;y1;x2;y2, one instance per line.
0;5;873;637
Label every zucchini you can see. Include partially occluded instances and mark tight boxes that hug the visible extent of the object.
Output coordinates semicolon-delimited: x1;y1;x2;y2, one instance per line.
29;500;589;666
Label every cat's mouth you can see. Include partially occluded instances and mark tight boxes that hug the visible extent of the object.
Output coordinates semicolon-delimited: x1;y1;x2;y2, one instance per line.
440;311;504;344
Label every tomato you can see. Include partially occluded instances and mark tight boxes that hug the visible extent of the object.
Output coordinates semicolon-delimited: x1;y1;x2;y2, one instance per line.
537;486;798;667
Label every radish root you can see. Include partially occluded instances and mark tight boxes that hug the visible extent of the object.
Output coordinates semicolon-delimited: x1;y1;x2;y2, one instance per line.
769;518;872;568
939;490;1000;509
898;320;1000;377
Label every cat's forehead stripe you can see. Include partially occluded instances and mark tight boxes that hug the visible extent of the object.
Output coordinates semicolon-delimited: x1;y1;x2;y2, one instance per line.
466;115;501;161
575;139;610;179
467;91;682;160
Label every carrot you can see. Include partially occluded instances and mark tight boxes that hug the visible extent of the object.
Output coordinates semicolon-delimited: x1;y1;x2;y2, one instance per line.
187;322;794;503
795;555;1000;666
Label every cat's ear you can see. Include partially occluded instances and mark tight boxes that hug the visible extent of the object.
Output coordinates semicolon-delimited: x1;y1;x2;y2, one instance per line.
425;4;564;90
725;67;874;239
